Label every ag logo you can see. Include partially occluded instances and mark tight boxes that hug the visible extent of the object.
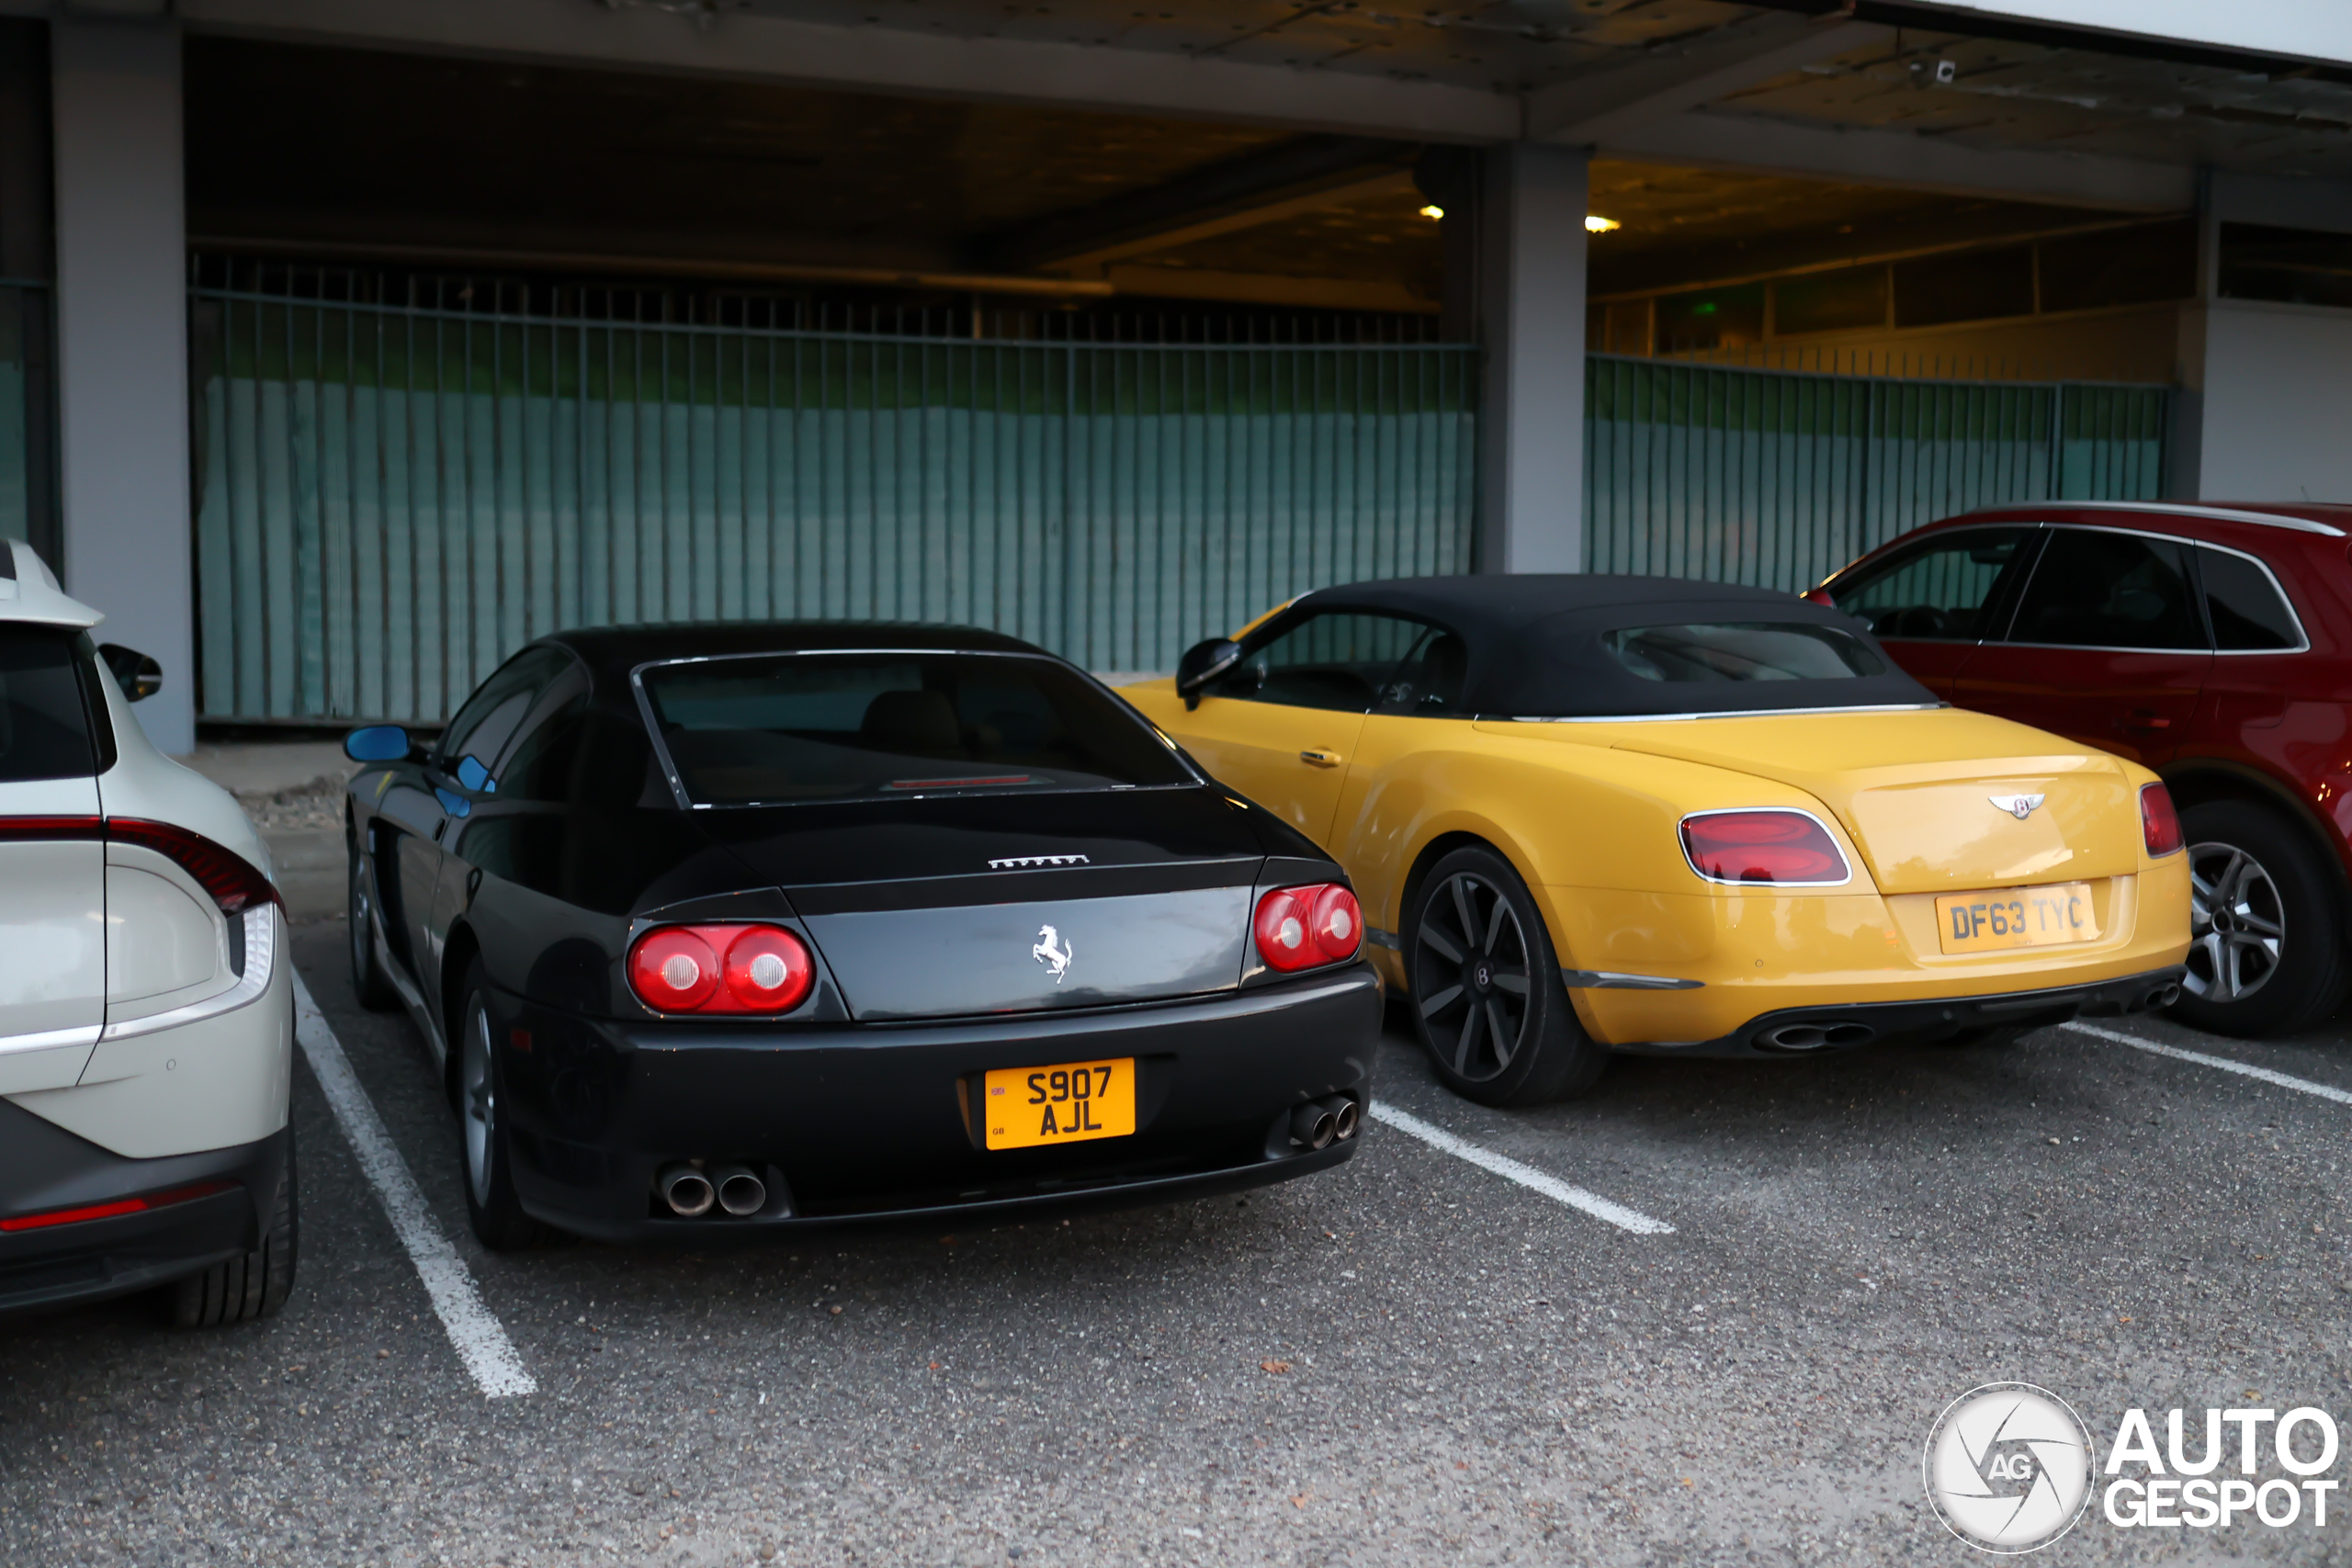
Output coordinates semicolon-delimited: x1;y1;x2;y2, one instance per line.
1924;1383;2095;1553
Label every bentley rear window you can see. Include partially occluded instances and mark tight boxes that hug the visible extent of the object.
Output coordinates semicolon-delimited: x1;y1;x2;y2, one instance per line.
0;625;96;783
638;652;1193;806
1602;623;1887;683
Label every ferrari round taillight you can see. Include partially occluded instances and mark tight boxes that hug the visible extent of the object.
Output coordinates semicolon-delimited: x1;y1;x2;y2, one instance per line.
1308;884;1363;962
1254;884;1362;973
1679;809;1849;886
720;925;814;1012
629;924;815;1015
2141;783;2184;857
629;928;720;1011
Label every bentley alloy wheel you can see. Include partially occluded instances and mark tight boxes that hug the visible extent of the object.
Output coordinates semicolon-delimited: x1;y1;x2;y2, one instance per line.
1405;845;1609;1107
1412;871;1532;1085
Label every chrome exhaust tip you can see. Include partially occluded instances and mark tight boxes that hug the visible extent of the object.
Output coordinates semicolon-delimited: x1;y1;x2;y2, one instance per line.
711;1162;766;1218
1323;1096;1362;1142
1290;1101;1337;1152
658;1162;715;1218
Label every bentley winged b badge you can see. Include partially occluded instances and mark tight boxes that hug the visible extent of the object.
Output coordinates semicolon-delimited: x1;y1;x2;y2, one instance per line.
1032;924;1074;984
1990;793;2046;820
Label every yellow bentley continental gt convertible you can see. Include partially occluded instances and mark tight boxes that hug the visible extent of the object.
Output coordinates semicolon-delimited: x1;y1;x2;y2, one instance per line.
1120;576;2193;1106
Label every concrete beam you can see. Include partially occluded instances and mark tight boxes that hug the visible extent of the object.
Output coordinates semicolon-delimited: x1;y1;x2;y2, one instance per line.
1100;263;1434;313
2209;169;2352;236
982;135;1418;275
1478;144;1589;575
180;0;1521;141
1603;108;2195;211
1529;17;1883;145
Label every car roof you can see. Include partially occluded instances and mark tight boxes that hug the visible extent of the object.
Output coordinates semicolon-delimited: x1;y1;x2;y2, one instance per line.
544;619;1052;691
1924;501;2352;540
1280;573;1934;718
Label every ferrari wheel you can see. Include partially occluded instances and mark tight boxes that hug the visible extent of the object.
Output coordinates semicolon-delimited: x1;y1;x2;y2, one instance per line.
348;848;399;1012
458;969;548;1252
1407;846;1608;1106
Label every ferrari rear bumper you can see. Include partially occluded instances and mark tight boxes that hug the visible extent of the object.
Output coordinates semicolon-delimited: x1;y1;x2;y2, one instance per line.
1611;964;2187;1058
492;964;1383;1241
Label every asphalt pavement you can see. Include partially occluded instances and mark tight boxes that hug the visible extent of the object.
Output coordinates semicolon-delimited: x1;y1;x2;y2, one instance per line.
6;911;2351;1565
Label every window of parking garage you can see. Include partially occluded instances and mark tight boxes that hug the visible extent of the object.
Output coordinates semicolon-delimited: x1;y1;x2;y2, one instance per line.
2219;224;2352;310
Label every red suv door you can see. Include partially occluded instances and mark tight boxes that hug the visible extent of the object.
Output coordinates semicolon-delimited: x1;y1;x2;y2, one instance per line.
1953;524;2211;767
1813;524;2038;697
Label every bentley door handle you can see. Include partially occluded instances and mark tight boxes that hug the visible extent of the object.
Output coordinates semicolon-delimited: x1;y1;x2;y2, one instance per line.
1299;749;1343;768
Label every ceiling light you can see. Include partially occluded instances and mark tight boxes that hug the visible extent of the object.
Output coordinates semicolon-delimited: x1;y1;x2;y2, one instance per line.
1418;204;1444;220
1586;215;1621;233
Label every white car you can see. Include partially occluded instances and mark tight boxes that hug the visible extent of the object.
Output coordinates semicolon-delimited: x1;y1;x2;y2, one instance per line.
0;542;296;1325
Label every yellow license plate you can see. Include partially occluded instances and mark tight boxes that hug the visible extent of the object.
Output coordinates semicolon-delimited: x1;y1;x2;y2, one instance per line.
1935;882;2099;954
981;1058;1136;1150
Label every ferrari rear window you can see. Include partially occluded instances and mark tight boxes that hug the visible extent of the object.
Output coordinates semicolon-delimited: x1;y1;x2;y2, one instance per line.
0;625;96;783
637;652;1194;807
1602;622;1886;683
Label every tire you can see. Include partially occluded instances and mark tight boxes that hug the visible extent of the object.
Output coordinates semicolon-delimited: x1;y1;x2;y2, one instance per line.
171;1125;299;1327
2168;800;2348;1038
1404;845;1609;1106
349;846;400;1012
457;966;547;1251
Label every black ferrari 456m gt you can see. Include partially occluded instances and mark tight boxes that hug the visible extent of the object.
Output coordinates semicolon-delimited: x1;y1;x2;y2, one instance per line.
341;624;1381;1247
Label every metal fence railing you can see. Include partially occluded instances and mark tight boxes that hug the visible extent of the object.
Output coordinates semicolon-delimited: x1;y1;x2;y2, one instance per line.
1584;355;2169;593
189;287;1479;724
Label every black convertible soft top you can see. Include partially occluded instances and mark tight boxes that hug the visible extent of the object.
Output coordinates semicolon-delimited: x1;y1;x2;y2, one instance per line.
1280;574;1939;718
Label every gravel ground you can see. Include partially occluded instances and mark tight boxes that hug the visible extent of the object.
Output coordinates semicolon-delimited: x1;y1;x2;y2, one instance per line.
232;778;348;833
6;917;2352;1564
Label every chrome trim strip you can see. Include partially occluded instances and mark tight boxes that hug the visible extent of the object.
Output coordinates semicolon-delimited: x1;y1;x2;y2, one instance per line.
99;905;278;1043
1502;703;1944;724
1678;806;1855;888
1365;926;1400;952
1562;970;1703;990
2038;501;2346;537
0;1021;102;1056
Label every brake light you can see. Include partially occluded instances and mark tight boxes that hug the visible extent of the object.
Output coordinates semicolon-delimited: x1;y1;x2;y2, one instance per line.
0;816;277;912
107;819;279;913
0;1179;233;1233
2141;783;2183;856
1679;810;1850;886
628;923;814;1015
1253;884;1363;972
1803;587;1837;607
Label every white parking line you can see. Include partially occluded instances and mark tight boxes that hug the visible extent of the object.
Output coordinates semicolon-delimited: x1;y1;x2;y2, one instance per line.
292;972;537;1399
2064;1019;2352;1109
1368;1101;1675;1235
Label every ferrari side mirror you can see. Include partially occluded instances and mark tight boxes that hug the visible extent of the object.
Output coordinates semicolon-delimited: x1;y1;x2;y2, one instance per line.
97;643;163;703
1175;637;1241;711
345;724;413;763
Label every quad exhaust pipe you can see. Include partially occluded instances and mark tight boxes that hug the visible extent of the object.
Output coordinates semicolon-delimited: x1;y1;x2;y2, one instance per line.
657;1162;715;1218
1289;1094;1363;1153
658;1160;780;1218
710;1163;767;1217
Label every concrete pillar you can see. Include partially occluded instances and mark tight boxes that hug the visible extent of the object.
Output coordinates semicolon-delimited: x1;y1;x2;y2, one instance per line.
1475;143;1589;575
51;17;190;753
2178;170;2352;503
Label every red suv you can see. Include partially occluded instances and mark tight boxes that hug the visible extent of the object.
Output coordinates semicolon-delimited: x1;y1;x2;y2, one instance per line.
1814;501;2352;1037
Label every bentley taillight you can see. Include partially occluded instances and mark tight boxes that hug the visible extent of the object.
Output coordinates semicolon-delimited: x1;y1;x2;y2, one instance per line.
2141;784;2184;857
1679;809;1850;886
1254;884;1363;972
628;924;813;1015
